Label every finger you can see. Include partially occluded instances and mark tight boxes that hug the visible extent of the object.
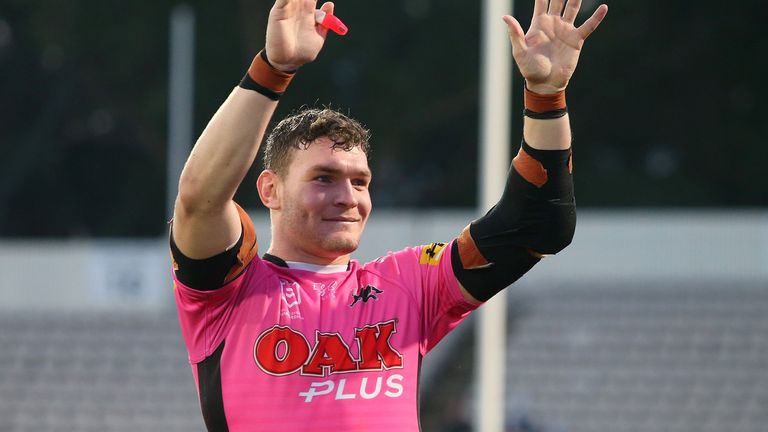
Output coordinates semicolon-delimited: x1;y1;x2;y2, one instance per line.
533;0;548;16
548;0;565;16
576;4;608;39
302;0;318;12
502;15;528;54
562;0;581;24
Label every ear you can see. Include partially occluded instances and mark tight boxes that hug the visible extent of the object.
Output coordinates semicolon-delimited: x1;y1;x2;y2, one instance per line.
256;170;281;210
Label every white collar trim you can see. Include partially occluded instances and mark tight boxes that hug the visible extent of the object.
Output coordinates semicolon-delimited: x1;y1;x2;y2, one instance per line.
285;261;349;274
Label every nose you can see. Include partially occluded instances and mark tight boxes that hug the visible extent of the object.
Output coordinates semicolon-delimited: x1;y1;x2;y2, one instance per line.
334;180;359;208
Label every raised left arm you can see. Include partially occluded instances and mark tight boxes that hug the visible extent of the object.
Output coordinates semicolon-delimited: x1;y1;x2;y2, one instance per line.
454;0;607;304
505;0;607;150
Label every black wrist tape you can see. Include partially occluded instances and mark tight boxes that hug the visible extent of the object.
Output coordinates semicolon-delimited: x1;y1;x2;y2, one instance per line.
524;107;568;119
239;74;282;100
238;50;295;100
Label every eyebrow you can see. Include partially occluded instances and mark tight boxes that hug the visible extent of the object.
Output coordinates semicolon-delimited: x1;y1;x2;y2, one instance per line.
309;164;372;178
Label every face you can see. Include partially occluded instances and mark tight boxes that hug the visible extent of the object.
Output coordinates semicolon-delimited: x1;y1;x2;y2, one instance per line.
260;137;372;264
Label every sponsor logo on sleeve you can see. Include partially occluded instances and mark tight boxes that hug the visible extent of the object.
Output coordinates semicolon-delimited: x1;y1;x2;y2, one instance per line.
419;242;446;266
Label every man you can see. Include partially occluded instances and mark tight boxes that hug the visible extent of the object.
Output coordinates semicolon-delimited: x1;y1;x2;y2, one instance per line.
169;0;607;430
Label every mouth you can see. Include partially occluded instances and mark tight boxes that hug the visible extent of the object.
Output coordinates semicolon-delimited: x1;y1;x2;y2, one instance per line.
323;217;360;223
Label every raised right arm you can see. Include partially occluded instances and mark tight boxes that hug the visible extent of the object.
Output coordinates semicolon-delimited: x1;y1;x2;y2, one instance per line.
172;0;336;260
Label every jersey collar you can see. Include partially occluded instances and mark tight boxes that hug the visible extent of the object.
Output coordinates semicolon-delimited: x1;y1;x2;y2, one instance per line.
262;253;351;273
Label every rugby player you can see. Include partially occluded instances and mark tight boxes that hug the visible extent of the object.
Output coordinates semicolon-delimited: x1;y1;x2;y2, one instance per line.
169;0;607;430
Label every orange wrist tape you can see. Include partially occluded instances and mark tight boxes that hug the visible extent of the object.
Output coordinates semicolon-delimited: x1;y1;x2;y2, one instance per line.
241;50;295;100
524;87;567;113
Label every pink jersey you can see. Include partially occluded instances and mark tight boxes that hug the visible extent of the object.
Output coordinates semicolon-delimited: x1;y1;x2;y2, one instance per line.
173;212;479;431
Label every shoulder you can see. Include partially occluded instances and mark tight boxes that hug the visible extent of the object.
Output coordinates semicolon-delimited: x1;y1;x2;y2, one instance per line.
361;241;452;275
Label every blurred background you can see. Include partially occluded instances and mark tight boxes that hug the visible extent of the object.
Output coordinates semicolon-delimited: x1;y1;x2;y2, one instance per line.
0;0;766;431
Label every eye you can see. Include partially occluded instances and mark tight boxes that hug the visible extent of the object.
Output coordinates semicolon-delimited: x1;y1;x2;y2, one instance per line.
352;178;369;188
314;175;332;183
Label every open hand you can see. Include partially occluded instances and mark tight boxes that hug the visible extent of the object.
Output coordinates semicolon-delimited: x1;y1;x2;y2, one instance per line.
504;0;608;94
266;0;335;71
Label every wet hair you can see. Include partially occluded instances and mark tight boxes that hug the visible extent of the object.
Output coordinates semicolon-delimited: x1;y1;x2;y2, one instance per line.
263;107;371;175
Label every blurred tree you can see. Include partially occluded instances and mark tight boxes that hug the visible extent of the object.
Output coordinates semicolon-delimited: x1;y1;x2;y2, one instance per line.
0;0;174;236
0;0;765;238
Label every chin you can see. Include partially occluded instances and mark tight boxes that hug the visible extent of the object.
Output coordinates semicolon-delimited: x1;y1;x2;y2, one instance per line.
319;235;359;255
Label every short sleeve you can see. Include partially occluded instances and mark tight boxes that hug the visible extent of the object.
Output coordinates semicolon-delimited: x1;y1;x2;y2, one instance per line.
413;241;480;355
171;203;262;363
170;202;259;289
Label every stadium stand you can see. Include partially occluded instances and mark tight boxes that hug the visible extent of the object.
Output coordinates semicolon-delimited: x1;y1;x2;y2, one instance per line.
504;281;768;432
0;312;202;432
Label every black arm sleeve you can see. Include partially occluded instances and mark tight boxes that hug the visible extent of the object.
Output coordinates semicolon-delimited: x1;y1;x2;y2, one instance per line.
451;242;540;302
451;140;576;302
473;140;575;255
170;230;243;291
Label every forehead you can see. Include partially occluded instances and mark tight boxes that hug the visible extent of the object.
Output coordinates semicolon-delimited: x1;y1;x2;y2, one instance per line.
287;137;371;176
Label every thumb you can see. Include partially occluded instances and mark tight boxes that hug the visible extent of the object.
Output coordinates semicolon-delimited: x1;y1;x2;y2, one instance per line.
502;15;527;54
320;1;334;15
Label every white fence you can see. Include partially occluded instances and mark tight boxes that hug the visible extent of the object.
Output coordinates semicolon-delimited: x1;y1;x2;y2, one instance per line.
1;210;766;311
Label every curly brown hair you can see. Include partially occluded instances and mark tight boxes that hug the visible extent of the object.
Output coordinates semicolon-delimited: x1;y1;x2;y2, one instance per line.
263;108;371;175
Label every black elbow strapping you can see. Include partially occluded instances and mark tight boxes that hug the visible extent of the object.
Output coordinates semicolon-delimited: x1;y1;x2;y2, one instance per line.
472;140;576;257
451;141;576;302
